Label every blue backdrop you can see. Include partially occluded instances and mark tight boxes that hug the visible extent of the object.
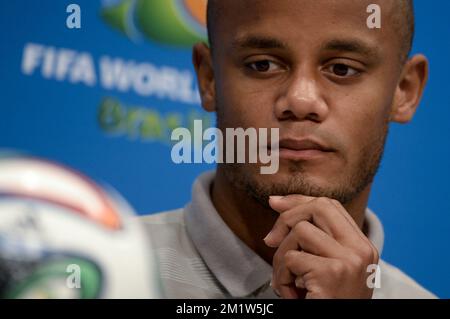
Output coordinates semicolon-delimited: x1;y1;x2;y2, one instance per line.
1;0;449;298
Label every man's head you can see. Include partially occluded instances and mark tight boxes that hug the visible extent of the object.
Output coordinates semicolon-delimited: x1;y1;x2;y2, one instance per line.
193;0;428;206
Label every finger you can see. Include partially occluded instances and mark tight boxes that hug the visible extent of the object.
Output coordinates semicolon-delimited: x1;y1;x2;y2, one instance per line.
274;221;344;262
269;194;315;213
295;276;306;289
327;199;376;250
272;223;344;297
270;194;360;238
277;284;304;299
282;250;328;277
274;250;327;298
326;199;366;238
265;196;315;247
265;197;358;248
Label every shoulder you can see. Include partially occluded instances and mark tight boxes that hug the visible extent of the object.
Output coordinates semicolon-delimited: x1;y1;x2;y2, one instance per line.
140;208;185;225
139;208;189;249
138;209;225;298
373;259;437;299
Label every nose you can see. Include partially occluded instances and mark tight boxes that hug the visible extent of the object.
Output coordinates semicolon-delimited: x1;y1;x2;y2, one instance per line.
274;69;329;122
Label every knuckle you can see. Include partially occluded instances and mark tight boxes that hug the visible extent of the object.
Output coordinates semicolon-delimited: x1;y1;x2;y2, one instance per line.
303;271;315;283
348;253;366;270
273;250;282;266
293;220;310;235
315;197;331;207
372;247;380;262
359;245;375;263
308;286;325;299
284;250;298;267
312;197;336;217
279;212;291;225
364;246;379;264
329;260;347;276
331;199;342;207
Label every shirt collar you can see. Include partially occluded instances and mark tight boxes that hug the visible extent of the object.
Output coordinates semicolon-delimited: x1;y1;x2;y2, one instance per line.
184;170;385;298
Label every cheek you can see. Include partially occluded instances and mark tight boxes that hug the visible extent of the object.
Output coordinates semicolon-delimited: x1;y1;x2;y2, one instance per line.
216;67;276;127
334;91;391;161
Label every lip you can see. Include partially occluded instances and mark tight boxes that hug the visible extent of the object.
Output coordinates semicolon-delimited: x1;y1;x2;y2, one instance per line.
273;138;335;161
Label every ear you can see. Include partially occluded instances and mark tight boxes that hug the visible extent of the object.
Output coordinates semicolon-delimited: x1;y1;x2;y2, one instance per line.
390;54;429;123
192;43;216;112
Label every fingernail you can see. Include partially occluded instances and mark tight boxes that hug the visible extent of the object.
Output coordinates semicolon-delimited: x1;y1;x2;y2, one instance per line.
273;288;281;297
295;277;305;289
269;195;284;201
270;278;281;297
263;230;273;243
264;231;280;248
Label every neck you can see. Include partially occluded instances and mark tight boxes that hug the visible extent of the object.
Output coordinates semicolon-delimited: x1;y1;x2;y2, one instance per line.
211;166;371;264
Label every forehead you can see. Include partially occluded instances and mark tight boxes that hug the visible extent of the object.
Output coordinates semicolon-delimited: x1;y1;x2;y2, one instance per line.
213;0;399;58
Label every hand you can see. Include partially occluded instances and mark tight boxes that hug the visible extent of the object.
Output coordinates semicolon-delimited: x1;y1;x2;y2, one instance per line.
265;195;379;299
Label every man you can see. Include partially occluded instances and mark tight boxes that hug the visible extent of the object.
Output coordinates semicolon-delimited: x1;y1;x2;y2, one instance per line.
142;0;435;298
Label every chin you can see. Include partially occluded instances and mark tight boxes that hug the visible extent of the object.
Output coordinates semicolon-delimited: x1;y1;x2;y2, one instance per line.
259;168;341;193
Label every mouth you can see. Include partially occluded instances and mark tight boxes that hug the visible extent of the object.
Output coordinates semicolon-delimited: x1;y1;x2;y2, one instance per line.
271;138;335;161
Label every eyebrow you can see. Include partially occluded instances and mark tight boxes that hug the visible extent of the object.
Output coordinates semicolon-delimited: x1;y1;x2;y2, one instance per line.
230;35;381;62
231;35;288;50
321;39;380;59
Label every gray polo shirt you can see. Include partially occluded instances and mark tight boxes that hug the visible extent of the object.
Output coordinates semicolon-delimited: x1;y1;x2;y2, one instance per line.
140;171;436;299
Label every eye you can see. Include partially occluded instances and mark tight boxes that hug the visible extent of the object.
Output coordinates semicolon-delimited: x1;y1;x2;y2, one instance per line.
326;63;360;77
246;60;282;73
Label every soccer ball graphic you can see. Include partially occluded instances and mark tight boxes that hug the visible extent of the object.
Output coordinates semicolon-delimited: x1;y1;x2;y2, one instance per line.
101;0;208;46
0;155;162;298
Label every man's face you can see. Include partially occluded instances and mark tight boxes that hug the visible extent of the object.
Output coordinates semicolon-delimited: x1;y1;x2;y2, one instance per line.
210;0;404;205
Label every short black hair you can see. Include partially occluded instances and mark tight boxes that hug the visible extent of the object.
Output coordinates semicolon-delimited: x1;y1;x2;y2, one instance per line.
207;0;415;64
395;0;415;63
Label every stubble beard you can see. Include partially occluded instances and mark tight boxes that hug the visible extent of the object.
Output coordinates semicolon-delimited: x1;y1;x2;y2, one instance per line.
218;113;390;209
